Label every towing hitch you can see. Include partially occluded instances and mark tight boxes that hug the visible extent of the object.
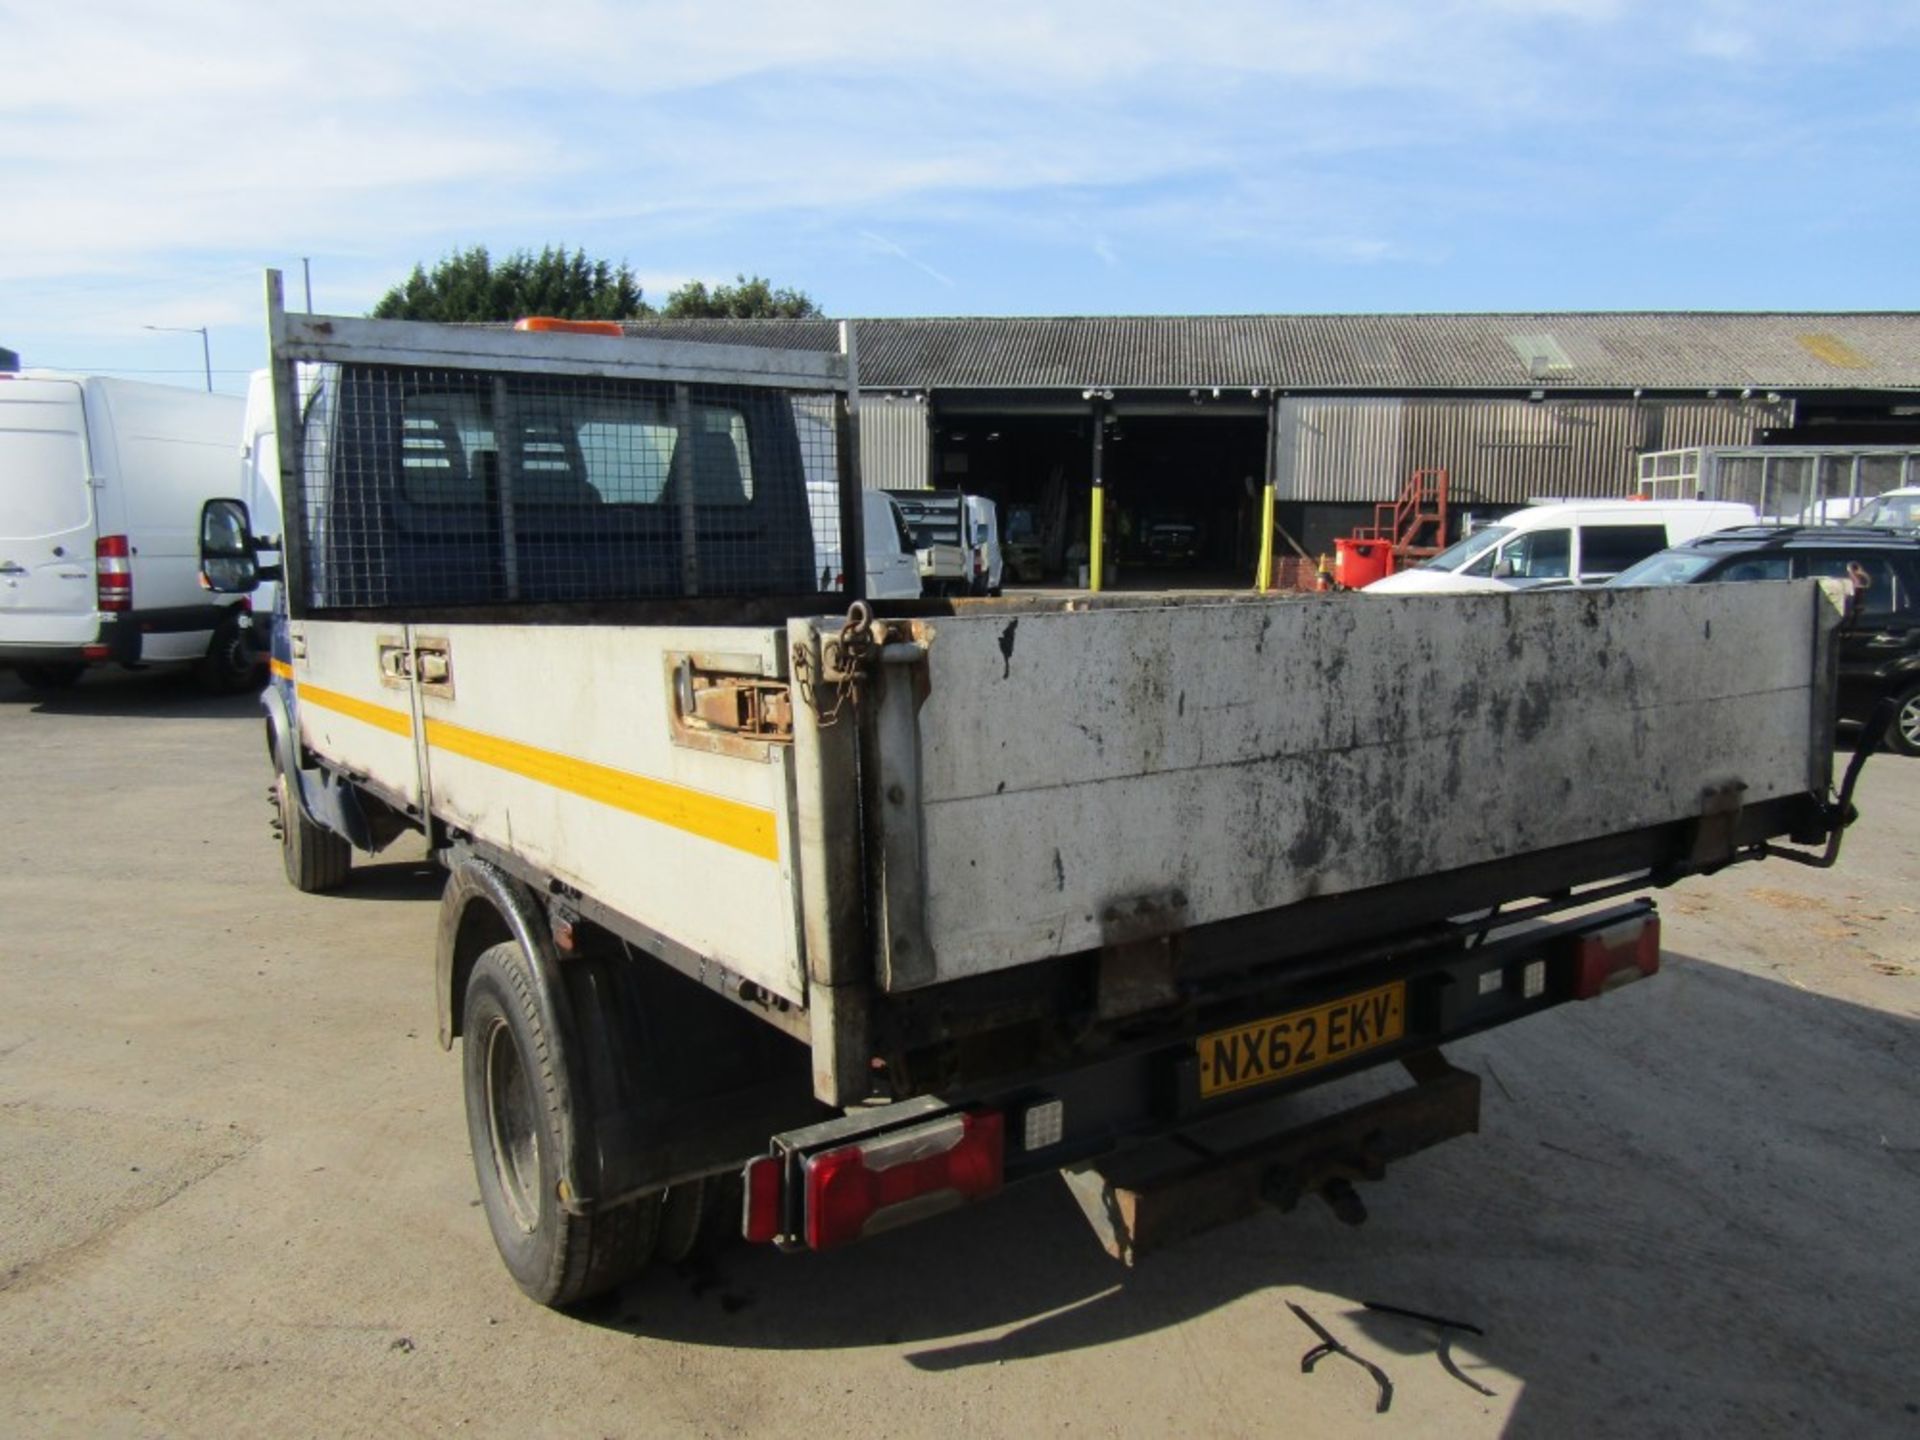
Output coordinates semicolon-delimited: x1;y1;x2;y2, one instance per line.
1061;1052;1480;1266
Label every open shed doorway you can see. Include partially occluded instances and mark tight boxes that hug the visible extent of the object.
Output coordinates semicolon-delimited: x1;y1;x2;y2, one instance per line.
932;410;1088;585
932;404;1270;589
1103;412;1268;589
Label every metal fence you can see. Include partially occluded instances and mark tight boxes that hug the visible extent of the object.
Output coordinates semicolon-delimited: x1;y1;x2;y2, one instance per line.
1637;445;1920;522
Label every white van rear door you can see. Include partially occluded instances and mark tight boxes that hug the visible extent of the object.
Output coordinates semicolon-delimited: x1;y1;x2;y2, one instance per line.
0;381;99;644
864;493;921;598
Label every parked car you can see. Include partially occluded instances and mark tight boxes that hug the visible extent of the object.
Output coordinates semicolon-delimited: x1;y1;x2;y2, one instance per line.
1843;487;1920;533
1610;525;1920;755
1365;500;1756;594
1139;511;1203;566
0;372;253;690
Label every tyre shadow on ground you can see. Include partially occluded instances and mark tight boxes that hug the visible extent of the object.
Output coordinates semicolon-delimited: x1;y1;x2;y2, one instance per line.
0;666;263;720
567;954;1920;1437
330;858;444;904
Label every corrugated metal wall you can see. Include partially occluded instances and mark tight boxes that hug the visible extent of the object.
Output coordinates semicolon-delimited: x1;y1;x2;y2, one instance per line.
1275;396;1792;505
858;394;930;490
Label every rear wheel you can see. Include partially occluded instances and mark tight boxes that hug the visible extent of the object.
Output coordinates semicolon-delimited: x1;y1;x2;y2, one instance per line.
15;663;84;691
1887;684;1920;758
197;617;262;694
274;770;351;892
462;943;661;1306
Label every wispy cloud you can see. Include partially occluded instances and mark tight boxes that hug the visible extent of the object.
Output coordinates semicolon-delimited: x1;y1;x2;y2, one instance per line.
856;230;956;289
2;0;1915;378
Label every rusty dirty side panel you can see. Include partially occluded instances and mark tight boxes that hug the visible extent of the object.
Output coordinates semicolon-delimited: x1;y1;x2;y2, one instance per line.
851;582;1843;989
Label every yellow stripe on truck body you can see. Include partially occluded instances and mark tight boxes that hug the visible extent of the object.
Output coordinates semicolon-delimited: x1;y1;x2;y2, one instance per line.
423;717;778;862
413;623;805;1003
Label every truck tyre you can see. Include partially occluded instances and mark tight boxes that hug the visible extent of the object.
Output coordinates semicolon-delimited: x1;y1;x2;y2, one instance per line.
197;617;262;695
1887;684;1920;758
15;663;84;691
275;771;351;893
462;942;661;1307
654;1179;708;1265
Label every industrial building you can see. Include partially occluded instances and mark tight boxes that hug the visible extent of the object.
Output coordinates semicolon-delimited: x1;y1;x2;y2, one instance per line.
633;312;1920;586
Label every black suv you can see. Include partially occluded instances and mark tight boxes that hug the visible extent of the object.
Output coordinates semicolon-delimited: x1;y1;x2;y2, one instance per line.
1610;526;1920;756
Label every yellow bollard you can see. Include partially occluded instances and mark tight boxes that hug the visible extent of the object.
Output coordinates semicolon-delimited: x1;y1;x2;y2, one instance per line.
1089;487;1106;593
1255;483;1277;592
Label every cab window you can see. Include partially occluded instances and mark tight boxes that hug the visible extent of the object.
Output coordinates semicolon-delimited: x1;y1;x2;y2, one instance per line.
1498;528;1572;580
1578;524;1671;581
1798;554;1906;617
1714;555;1791;583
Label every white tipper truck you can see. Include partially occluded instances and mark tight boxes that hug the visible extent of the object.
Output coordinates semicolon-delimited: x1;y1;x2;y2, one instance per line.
201;273;1875;1307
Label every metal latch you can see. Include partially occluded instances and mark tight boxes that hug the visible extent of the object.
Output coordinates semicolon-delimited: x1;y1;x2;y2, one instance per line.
414;638;453;696
673;658;792;744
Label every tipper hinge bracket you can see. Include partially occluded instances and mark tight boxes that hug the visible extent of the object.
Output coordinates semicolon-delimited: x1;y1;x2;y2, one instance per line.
1687;778;1748;868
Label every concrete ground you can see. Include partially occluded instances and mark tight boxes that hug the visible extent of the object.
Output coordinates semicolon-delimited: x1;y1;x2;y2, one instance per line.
2;664;1916;1439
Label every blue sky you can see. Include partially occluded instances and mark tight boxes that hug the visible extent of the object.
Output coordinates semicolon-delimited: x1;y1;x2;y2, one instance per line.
4;0;1917;395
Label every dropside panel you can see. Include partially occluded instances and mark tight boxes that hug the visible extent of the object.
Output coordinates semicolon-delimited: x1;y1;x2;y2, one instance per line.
413;623;807;1003
286;619;425;811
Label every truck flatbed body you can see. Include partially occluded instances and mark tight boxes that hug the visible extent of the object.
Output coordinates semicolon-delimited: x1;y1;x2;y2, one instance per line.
212;281;1862;1308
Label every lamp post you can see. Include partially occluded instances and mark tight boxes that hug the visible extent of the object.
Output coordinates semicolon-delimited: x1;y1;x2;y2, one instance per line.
143;324;212;392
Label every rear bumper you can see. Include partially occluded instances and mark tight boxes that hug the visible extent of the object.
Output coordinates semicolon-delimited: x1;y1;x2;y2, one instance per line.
0;605;241;667
752;902;1662;1251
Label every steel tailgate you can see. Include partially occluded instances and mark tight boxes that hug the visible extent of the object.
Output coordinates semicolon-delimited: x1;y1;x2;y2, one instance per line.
853;582;1843;989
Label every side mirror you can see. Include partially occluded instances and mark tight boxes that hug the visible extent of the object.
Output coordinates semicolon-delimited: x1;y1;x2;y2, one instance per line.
200;497;280;594
1492;556;1520;579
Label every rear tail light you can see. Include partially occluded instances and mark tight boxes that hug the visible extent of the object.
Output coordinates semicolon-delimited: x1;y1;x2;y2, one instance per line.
1572;912;1661;999
742;1155;784;1244
802;1111;1004;1250
96;534;131;612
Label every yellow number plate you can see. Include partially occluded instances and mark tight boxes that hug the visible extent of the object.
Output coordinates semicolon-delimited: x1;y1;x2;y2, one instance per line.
1196;982;1407;1099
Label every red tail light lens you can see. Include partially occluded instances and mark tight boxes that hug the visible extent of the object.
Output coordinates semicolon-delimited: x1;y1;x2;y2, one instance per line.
96;534;132;612
1573;913;1661;999
803;1112;1004;1251
742;1156;784;1244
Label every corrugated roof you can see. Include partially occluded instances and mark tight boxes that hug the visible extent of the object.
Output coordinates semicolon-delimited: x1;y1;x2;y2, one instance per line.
619;312;1920;393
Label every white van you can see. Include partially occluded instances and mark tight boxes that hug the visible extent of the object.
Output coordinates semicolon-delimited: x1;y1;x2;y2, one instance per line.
1;373;250;689
1364;500;1758;594
965;492;1004;595
808;487;923;600
238;370;287;637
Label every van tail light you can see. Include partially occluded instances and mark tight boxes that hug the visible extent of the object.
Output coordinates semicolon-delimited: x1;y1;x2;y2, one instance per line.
802;1111;1004;1250
96;534;132;612
1572;912;1661;999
